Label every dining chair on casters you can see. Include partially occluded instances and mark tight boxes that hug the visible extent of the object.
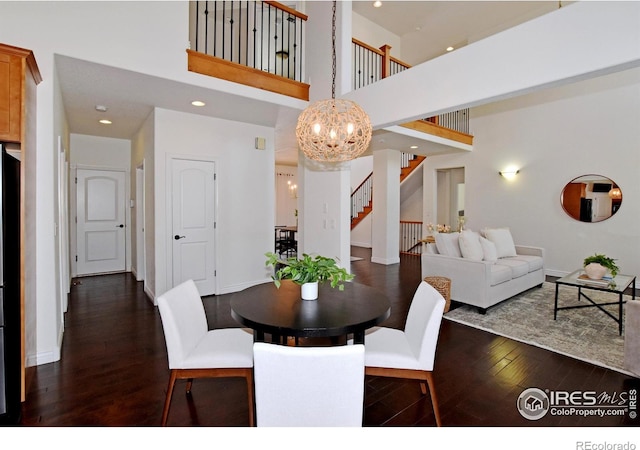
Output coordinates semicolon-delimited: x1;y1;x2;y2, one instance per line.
157;279;255;426
253;342;365;426
363;280;446;426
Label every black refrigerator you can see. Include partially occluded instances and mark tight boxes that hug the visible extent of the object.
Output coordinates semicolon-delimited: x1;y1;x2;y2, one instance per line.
0;144;21;425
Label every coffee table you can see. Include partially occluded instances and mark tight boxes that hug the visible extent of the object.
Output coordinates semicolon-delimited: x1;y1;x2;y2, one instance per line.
554;269;636;335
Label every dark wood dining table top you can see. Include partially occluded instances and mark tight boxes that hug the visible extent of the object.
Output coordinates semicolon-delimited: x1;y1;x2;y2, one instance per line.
230;280;391;341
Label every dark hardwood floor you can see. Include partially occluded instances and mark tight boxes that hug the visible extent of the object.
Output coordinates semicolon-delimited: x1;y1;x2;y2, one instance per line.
17;247;638;430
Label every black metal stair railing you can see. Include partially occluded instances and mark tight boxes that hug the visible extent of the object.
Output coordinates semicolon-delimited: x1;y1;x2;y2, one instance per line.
190;1;306;83
351;153;423;227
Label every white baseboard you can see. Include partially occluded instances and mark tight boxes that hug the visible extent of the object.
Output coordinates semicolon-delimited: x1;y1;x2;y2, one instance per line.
217;278;271;295
350;241;372;248
371;256;400;265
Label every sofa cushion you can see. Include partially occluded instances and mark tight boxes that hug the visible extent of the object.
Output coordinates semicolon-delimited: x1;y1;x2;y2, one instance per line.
495;258;529;278
484;228;517;258
434;232;461;257
479;236;497;263
510;255;544;272
489;264;512;286
459;230;483;261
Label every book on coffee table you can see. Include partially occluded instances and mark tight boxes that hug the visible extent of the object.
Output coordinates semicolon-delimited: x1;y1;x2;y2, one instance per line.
577;273;612;286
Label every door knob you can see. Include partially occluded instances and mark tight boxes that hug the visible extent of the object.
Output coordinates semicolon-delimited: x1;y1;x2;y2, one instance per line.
117;224;124;228
174;235;186;240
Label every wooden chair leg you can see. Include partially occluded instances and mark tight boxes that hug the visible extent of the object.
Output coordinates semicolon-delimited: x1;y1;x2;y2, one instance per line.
185;378;194;393
161;370;178;426
424;371;441;427
246;371;255;427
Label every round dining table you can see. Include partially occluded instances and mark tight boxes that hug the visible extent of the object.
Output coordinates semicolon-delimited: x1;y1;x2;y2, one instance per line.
230;280;391;345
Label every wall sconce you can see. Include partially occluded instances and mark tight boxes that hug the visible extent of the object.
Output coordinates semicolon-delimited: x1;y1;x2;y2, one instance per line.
287;180;298;198
499;168;520;180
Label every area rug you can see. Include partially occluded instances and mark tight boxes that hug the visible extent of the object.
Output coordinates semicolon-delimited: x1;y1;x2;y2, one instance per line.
444;282;633;375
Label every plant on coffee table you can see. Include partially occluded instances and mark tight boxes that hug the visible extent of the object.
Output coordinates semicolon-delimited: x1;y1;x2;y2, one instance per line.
583;253;619;278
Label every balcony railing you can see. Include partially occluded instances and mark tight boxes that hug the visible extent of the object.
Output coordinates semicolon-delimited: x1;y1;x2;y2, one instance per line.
352;39;409;90
190;1;307;83
352;38;470;136
400;221;423;255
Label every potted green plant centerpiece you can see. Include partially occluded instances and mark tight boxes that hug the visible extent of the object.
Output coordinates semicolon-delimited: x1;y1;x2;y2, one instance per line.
583;253;619;280
265;252;354;300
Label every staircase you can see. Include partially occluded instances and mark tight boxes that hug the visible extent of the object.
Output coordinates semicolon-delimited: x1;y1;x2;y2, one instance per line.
351;154;425;229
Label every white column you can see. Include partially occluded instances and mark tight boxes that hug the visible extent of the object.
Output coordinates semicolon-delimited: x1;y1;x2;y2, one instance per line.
296;1;352;271
371;149;400;265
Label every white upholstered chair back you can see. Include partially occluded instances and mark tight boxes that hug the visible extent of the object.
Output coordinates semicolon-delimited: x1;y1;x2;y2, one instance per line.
157;279;209;369
253;342;365;427
403;281;446;372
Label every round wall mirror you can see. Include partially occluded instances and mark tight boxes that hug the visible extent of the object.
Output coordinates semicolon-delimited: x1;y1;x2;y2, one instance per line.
561;174;622;222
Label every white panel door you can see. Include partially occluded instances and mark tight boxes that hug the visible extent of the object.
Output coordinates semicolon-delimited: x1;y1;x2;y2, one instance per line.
171;159;216;295
76;169;126;275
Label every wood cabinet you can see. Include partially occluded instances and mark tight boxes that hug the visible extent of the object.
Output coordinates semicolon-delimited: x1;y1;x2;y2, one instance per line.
0;44;40;142
0;43;41;403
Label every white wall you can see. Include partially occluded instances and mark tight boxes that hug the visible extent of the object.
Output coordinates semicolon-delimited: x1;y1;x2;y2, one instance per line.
70;134;131;167
423;67;640;278
152;108;275;298
132;112;156;300
352;11;402;58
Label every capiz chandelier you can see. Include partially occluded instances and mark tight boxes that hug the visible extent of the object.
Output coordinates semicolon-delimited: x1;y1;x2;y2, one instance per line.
296;1;372;162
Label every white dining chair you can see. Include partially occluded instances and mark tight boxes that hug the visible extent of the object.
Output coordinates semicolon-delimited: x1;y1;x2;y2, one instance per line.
157;279;255;426
363;280;446;426
253;342;365;427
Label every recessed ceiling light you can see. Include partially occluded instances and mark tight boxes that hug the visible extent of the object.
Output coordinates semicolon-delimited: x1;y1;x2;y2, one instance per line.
373;1;382;8
191;100;205;107
95;105;108;112
410;145;418;149
99;119;112;125
446;46;455;52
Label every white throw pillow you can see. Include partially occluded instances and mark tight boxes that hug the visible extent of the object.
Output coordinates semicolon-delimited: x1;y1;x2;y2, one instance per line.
434;232;461;257
484;228;517;258
458;230;483;261
479;237;498;263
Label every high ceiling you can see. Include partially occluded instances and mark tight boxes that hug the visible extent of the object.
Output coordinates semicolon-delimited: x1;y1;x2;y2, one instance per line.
58;1;561;165
352;1;559;64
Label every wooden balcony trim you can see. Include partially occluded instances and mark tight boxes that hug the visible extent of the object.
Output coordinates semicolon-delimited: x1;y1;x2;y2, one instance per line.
187;50;309;101
264;1;308;21
352;38;384;56
400;120;474;146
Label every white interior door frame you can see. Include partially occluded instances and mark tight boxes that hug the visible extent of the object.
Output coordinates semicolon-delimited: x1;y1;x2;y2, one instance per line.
135;163;145;282
57;137;70;315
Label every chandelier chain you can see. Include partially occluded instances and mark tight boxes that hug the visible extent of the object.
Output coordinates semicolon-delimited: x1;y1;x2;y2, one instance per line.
331;0;336;99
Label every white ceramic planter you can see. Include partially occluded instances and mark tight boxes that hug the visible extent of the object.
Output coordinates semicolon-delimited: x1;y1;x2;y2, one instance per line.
301;281;318;300
584;263;607;280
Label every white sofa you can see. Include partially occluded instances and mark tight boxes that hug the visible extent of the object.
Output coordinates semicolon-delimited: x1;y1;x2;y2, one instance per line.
421;228;545;313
